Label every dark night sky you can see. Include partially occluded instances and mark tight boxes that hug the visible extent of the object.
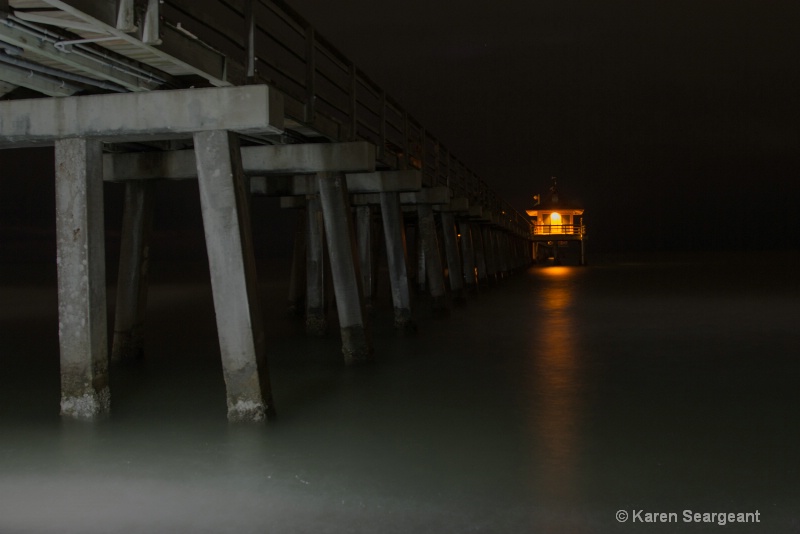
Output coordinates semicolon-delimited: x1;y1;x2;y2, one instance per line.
1;1;798;259
285;0;799;252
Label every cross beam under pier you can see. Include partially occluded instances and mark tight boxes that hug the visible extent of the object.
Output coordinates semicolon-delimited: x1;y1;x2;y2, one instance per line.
0;85;284;147
104;142;377;182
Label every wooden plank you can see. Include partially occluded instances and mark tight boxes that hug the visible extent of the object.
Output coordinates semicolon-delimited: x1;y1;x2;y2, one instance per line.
31;0;230;85
12;10;112;34
36;0;117;27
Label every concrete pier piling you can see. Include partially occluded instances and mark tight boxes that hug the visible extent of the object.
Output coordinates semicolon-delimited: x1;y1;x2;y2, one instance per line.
473;223;489;285
415;226;427;294
317;172;373;364
458;221;478;291
305;195;328;336
482;227;499;283
194;130;273;422
55;138;111;420
355;205;375;309
417;204;448;315
0;53;534;421
287;210;307;315
379;192;415;331
112;180;155;364
440;211;465;305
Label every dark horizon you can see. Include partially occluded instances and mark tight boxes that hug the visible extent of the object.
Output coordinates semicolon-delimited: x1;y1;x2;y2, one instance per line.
283;0;799;253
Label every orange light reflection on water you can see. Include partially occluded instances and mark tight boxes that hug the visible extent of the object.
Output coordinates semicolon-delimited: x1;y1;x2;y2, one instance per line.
530;266;583;500
538;265;573;278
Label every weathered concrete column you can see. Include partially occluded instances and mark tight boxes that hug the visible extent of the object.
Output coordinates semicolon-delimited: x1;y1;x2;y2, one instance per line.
194;130;273;422
489;227;503;281
440;212;465;305
317;171;372;364
111;180;155;364
483;227;499;283
287;209;306;315
417;204;448;315
55;137;110;420
305;195;327;335
355;205;375;309
521;238;533;267
415;224;427;293
498;232;511;277
473;223;488;284
458;220;477;291
379;192;415;331
580;238;587;266
515;237;525;268
511;237;524;270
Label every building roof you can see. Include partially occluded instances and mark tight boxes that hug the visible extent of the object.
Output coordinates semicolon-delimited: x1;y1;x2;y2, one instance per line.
526;178;584;216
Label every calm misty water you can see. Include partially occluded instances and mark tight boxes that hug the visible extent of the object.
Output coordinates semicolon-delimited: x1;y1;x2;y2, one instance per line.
1;252;798;533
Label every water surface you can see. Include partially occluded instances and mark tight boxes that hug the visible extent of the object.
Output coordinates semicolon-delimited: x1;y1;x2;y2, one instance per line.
1;253;798;532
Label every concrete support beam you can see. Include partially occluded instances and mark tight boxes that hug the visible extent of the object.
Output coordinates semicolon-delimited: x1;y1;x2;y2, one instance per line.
252;169;422;197
468;205;485;219
403;186;450;205
435;197;469;213
345;170;422;193
459;221;477;291
194;130;273;422
317;172;373;364
253;174;317;197
305;195;327;335
55;137;110;420
379;192;415;331
0;85;284;146
111;180;155;364
280;196;306;209
440;212;465;305
245;141;375;175
105;142;376;183
353;186;449;207
474;224;489;284
417;204;448;315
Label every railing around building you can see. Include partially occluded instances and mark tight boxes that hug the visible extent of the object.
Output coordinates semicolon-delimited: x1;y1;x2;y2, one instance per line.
532;224;586;237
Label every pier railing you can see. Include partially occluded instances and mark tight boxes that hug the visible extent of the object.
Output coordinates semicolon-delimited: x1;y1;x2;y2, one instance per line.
174;0;534;236
532;224;586;236
0;0;532;237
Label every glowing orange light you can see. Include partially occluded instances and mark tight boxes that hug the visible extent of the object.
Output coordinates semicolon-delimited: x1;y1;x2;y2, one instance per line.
540;266;572;277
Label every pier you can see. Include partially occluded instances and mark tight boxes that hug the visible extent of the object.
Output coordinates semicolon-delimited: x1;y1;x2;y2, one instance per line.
0;0;534;421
